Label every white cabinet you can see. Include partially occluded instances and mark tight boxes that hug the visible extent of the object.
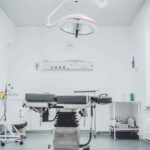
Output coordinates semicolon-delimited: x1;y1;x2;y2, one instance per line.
110;102;141;139
80;104;111;132
96;104;111;132
141;107;150;141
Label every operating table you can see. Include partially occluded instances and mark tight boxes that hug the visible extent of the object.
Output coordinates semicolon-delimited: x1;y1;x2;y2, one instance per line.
24;93;112;150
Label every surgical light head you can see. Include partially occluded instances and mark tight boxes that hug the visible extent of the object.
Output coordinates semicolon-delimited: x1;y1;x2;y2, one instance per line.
46;0;108;38
59;14;96;38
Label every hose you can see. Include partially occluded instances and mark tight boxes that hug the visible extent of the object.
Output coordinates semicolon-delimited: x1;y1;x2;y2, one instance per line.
79;130;92;148
79;105;94;148
48;110;59;122
0;100;6;121
48;113;57;122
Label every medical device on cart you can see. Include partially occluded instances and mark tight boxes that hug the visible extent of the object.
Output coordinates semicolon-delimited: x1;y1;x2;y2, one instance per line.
0;87;26;147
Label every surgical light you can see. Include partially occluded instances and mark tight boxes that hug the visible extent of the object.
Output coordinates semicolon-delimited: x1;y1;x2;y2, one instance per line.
46;0;107;38
59;14;96;38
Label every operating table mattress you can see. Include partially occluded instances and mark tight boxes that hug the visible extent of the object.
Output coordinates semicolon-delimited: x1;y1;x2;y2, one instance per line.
25;94;87;104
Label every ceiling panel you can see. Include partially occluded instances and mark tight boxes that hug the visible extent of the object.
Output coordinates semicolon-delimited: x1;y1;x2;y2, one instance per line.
0;0;146;26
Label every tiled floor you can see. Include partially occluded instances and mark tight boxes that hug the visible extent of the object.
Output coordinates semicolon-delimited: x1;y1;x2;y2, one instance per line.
0;132;150;150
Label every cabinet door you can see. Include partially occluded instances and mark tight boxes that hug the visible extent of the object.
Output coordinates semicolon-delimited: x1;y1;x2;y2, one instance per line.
141;108;150;140
96;105;111;132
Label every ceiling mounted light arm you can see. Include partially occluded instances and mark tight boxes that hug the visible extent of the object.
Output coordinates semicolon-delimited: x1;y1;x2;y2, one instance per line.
92;0;108;9
46;0;108;38
75;23;80;38
47;0;70;27
47;0;107;28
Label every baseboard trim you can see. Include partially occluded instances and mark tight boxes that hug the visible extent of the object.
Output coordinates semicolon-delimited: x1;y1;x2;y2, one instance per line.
26;130;110;134
97;131;111;135
141;138;150;144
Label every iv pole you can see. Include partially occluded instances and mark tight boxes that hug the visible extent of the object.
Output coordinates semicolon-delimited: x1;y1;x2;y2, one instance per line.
0;41;23;147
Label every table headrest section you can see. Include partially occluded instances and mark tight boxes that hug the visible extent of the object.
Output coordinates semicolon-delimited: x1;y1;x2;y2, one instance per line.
25;94;87;104
25;93;55;102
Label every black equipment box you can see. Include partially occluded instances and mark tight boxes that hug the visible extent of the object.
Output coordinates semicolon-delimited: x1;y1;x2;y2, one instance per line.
111;131;139;140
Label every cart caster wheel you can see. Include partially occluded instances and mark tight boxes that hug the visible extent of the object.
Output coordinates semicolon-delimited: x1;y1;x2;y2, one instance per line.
20;141;23;145
1;142;5;147
48;144;51;149
15;141;18;143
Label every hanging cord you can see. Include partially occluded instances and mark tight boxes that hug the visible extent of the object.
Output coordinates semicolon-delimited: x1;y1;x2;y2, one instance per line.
0;90;7;122
79;104;94;148
4;85;8;122
48;113;57;122
0;100;5;121
79;130;92;148
48;110;59;122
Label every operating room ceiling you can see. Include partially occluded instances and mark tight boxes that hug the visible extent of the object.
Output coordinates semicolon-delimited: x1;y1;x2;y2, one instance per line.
0;0;146;26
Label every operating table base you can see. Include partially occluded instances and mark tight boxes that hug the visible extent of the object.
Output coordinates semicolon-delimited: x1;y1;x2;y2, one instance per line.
53;127;80;150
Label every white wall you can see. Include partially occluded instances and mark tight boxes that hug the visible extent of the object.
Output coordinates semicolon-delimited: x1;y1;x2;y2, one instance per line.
0;8;16;90
10;26;134;101
131;0;150;105
0;8;17;126
0;7;140;131
131;0;150;140
7;26;134;131
130;7;146;103
145;1;150;106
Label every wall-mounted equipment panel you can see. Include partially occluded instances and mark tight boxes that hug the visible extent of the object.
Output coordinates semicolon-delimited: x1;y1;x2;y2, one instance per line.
35;60;94;71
